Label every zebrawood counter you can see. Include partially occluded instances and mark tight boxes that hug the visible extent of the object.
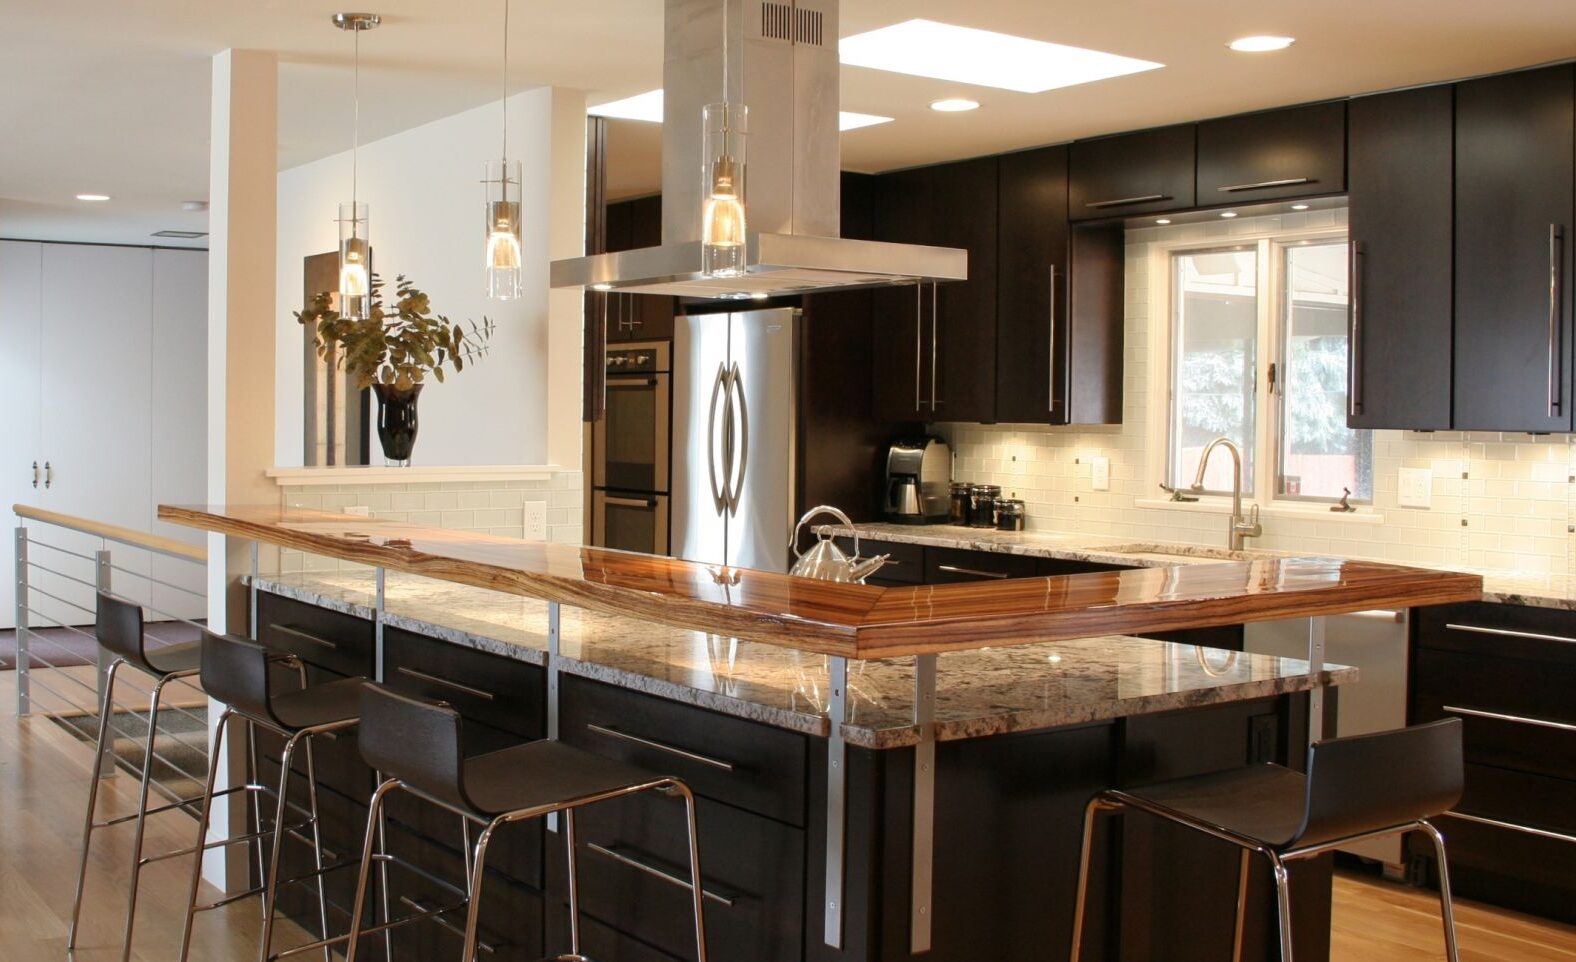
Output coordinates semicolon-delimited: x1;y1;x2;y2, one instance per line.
160;504;1483;658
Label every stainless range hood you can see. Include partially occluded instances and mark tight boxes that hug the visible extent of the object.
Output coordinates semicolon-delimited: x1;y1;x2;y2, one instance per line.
550;0;967;298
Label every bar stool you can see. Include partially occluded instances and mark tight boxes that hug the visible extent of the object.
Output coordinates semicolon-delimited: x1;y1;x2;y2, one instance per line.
177;630;367;962
1069;718;1465;962
68;592;205;961
343;683;710;962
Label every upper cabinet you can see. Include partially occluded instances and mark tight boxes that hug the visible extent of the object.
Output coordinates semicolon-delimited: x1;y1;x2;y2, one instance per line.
604;195;675;342
1196;102;1347;205
1346;85;1455;431
1069;124;1196;221
1453;64;1575;433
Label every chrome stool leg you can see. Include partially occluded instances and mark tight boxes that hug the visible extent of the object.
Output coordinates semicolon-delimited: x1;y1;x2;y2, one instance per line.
1067;794;1109;961
67;657;125;951
179;708;233;962
246;718;268;920
119;670;180;962
1268;851;1295;962
301;737;334;962
1417;819;1462;962
259;729;308;962
674;782;710;962
1230;848;1252;962
564;808;581;955
344;779;403;962
460;818;503;962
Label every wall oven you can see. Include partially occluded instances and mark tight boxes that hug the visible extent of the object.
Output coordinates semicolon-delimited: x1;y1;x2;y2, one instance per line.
591;491;670;555
591;341;671;555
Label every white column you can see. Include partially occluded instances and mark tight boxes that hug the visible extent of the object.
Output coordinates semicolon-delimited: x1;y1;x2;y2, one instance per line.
205;47;279;893
545;87;587;470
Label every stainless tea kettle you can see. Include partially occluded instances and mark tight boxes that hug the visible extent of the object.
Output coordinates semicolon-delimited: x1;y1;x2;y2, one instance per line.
788;506;889;583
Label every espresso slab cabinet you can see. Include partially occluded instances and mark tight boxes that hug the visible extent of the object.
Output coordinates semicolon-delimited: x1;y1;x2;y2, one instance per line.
1195;102;1347;206
1069;124;1196;221
1452;64;1575;432
1345;85;1456;430
871;157;999;424
605;195;676;343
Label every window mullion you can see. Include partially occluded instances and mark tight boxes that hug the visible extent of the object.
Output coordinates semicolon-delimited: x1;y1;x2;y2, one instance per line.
1255;238;1277;504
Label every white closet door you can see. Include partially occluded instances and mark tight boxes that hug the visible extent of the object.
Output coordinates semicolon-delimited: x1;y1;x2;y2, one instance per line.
0;242;44;630
149;249;208;621
38;244;154;623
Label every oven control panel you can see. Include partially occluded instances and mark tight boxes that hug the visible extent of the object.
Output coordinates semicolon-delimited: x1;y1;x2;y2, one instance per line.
606;341;669;375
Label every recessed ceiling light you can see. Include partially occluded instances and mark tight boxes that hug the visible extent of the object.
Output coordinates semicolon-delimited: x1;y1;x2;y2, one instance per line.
1155;218;1172;225
930;98;980;113
1219;211;1238;218
591;283;614;292
838;111;894;131
75;193;110;202
1290;203;1310;211
588;90;894;132
1228;35;1296;53
841;19;1162;93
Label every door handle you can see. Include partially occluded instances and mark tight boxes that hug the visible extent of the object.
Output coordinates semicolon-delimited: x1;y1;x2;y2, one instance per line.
706;362;728;513
727;362;748;514
606;376;658;387
31;461;38;489
914;282;923;414
1084;193;1169;209
584;842;739;907
603;495;657;509
935;564;1011;580
1549;224;1564;419
1047;265;1059;413
1349;241;1364;417
43;462;52;489
1216;177;1313;193
929;282;940;410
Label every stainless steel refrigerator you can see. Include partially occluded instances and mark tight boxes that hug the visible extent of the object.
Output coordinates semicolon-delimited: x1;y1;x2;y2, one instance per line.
671;308;798;572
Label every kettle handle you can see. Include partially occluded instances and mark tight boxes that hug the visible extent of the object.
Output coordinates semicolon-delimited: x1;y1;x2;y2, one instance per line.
790;505;857;560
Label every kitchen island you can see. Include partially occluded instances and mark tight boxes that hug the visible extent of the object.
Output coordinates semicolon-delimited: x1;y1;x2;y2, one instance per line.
161;505;1482;962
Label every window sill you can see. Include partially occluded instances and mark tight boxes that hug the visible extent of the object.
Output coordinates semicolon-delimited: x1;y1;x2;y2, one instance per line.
1134;497;1386;525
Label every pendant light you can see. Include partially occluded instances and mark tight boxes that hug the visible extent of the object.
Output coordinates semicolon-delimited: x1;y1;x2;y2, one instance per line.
483;0;523;299
334;12;380;320
700;0;747;278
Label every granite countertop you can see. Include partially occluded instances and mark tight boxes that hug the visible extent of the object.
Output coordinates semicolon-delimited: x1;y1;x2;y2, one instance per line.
837;522;1568;610
254;571;1355;750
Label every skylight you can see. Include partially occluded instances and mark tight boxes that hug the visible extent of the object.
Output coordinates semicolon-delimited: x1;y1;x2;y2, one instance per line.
588;90;893;131
839;19;1162;93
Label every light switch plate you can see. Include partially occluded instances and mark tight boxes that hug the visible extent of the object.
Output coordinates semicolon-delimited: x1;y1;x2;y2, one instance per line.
1091;457;1110;492
524;501;548;541
1398;467;1432;509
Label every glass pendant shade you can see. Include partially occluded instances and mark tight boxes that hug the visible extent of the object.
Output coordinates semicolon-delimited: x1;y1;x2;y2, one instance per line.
338;201;371;319
483;159;523;300
700;102;747;277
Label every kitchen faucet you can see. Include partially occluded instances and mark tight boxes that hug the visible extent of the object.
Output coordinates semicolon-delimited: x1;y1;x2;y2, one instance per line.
1190;437;1262;551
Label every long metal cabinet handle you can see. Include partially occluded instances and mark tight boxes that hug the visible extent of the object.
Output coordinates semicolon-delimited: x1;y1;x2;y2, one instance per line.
1349;241;1364;417
930;283;940;410
1550;224;1564;419
1444;622;1576;646
1084;193;1168;209
914;283;923;413
1216;177;1313;193
585;842;738;906
1047;265;1059;413
585;722;737;771
267;623;340;649
706;362;727;513
727;362;748;514
1443;705;1576;732
1446;810;1576;846
935;564;1011;580
606;376;658;387
603;495;657;509
395;665;496;701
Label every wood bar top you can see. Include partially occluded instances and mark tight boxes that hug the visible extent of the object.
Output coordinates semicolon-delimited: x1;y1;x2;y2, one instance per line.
160;504;1483;660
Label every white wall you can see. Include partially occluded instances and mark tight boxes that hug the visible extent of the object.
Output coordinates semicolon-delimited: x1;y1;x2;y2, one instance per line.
275;88;556;468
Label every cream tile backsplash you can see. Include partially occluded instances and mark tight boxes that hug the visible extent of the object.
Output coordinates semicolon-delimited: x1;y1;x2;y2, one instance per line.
939;211;1575;576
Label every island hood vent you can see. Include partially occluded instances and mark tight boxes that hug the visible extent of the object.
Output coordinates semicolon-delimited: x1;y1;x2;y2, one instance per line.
550;0;967;298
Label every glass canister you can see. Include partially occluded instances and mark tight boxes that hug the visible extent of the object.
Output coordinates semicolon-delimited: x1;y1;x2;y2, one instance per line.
968;484;1001;527
948;482;971;525
996;498;1026;531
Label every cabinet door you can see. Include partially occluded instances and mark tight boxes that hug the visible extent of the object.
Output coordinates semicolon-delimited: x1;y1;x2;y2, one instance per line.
1347;86;1454;430
149;249;208;620
1069;124;1196;221
0;242;42;630
1196;102;1347;205
871;173;933;422
606;196;676;342
1454;65;1575;432
996;146;1068;424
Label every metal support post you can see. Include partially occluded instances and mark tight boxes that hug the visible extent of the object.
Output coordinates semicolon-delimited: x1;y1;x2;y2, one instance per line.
249;542;259;641
95;549;114;777
14;527;28;716
546;601;561;832
374;567;386;683
823;655;849;948
1307;616;1327;748
911;654;938;953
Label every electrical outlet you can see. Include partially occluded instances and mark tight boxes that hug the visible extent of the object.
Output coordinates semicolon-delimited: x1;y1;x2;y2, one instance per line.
1398;467;1433;509
524;501;548;541
1091;457;1110;492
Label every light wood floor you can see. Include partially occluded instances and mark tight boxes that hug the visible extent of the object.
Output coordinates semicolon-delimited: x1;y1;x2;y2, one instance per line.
1;671;1573;961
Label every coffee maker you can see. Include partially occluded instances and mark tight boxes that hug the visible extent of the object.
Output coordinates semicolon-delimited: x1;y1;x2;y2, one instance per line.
884;437;951;524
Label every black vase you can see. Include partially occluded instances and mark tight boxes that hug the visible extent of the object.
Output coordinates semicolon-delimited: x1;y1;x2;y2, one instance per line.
373;382;423;464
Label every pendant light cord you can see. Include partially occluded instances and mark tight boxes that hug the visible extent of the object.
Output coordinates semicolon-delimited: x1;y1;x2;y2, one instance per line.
352;24;360;205
501;0;509;165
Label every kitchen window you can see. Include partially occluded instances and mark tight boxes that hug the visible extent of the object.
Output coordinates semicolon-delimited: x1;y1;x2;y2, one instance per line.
1165;229;1371;505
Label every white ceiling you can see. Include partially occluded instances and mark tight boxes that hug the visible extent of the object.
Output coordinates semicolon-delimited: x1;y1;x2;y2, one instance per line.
4;0;1574;244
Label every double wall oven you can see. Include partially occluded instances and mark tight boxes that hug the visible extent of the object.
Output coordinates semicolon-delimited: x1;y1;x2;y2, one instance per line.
591;341;671;554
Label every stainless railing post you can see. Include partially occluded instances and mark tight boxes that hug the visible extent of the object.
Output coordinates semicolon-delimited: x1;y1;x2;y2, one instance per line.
546;601;561;833
94;548;114;777
15;526;29;717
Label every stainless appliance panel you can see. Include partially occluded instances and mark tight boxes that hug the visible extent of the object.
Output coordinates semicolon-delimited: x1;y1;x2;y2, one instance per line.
724;309;798;572
593;490;670;556
672;313;732;566
594;371;670;492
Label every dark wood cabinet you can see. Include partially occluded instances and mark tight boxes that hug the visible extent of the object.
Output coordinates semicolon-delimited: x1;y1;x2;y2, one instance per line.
1196;102;1347;205
1069;124;1196;221
1346;85;1455;430
871;157;999;424
1452;64;1575;432
606;195;676;342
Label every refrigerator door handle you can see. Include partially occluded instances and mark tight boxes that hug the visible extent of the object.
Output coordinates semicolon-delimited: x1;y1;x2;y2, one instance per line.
727;361;749;515
706;362;729;513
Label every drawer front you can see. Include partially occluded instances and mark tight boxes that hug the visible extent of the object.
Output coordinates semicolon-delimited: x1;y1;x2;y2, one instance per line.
1425;767;1576;893
256;591;375;679
1415;602;1576;667
551;793;805;962
383;628;546;741
830;536;924;585
1412;645;1576;780
1036;557;1135;577
561;676;808;827
925;546;1038;584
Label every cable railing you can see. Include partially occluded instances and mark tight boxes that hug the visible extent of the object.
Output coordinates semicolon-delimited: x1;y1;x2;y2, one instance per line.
11;504;208;796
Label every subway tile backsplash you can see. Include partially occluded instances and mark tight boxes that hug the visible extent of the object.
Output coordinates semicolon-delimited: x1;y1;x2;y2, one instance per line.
939;211;1575;577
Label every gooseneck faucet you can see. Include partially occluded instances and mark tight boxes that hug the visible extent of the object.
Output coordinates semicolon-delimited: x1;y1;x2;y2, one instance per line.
1190;437;1262;550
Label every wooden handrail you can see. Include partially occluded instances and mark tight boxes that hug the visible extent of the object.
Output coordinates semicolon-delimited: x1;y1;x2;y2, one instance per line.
13;504;206;564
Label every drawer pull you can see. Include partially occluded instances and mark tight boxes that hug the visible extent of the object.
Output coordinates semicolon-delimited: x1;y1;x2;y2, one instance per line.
268;624;340;650
1084;193;1169;209
395;666;496;702
1443;623;1576;646
935;564;1011;580
585;842;737;906
1446;810;1576;846
1442;705;1576;733
1216;176;1313;193
586;723;736;772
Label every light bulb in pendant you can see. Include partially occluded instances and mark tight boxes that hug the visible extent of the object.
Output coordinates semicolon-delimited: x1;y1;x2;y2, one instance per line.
700;103;747;277
703;158;746;249
338;201;371;319
483;160;523;299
